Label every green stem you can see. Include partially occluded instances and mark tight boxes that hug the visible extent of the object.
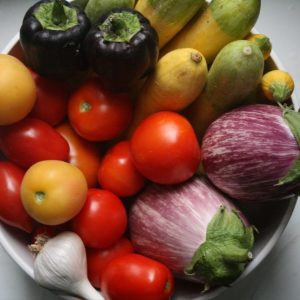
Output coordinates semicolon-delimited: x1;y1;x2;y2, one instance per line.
52;0;67;25
34;1;78;31
35;191;46;205
99;11;142;43
254;36;272;56
80;101;92;113
271;83;292;102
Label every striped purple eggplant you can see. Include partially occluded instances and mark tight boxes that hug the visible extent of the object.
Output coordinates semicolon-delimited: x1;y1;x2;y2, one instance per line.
129;176;254;289
202;104;300;201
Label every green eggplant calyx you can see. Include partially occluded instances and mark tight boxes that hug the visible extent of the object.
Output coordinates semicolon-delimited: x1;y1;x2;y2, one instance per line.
34;1;78;31
277;105;300;186
99;12;142;43
271;83;293;102
184;206;254;288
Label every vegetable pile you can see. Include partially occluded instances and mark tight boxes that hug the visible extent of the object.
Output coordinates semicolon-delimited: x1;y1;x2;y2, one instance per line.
0;0;298;299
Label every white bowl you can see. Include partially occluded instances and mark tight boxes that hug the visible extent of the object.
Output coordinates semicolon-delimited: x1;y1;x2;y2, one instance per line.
0;34;298;300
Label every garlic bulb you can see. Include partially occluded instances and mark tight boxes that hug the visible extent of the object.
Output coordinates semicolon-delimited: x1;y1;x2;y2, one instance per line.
32;231;104;300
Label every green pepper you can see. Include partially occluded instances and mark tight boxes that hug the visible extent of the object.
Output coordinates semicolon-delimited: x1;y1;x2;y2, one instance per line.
83;8;159;91
20;0;90;78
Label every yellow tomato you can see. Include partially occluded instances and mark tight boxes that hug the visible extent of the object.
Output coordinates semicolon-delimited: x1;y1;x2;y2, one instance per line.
21;160;88;225
0;54;36;125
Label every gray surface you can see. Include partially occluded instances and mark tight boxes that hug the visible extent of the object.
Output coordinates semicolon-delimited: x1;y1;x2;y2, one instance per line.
1;0;300;299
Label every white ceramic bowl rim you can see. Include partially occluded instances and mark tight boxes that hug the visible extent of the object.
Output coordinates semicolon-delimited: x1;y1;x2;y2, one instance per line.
0;31;299;300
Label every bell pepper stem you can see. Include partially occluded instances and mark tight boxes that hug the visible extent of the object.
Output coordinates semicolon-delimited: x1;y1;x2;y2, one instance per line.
52;0;67;25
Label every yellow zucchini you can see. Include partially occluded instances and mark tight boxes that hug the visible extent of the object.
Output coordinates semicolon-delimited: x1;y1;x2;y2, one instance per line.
135;0;205;48
127;48;208;136
189;40;264;139
261;70;295;102
162;0;261;64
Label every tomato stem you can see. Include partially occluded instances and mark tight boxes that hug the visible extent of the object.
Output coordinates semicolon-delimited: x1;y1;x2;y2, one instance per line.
35;191;46;204
80;101;92;113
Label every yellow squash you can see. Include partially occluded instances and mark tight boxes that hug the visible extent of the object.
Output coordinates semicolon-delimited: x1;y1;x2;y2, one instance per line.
135;0;205;48
127;48;208;136
162;0;261;64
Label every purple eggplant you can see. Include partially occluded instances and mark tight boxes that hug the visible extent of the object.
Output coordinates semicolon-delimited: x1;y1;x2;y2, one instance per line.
129;176;254;289
202;104;300;201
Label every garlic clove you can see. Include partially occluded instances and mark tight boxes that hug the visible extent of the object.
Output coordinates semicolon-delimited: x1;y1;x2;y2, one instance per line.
32;231;104;300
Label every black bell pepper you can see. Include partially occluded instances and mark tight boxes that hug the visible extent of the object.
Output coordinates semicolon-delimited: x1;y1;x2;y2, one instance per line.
83;8;159;91
20;0;90;78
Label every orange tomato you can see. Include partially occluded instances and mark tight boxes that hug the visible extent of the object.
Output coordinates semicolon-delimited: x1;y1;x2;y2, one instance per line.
56;122;102;187
0;54;36;125
21;160;88;225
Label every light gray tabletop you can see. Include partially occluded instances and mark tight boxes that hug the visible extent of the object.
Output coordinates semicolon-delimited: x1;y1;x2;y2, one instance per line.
1;1;300;299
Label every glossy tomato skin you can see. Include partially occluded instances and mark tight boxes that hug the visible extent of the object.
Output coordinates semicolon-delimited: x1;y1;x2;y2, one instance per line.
56;122;101;187
98;141;146;197
29;70;69;126
130;111;202;184
72;189;127;249
87;237;134;289
0;118;69;168
101;253;174;300
68;78;133;141
0;161;34;233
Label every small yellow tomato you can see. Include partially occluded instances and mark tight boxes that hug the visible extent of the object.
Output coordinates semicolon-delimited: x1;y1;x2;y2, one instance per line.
261;70;295;102
21;160;88;225
247;33;272;61
0;54;36;125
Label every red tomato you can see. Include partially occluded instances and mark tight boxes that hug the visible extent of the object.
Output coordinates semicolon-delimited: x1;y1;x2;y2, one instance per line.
130;111;201;184
0;118;69;168
29;70;69;126
68;78;133;141
56;122;101;187
98;141;145;197
0;161;34;233
101;254;174;300
87;237;134;289
72;189;127;249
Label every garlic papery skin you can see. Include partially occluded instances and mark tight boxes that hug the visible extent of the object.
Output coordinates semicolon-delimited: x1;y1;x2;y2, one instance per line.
33;231;104;300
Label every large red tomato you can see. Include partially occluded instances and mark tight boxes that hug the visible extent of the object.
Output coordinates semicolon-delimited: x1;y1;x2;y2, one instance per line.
101;254;174;300
0;161;34;233
87;237;134;289
0;118;69;168
130;111;201;184
56;122;101;187
98;141;145;197
29;70;69;126
68;78;133;141
72;189;127;249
